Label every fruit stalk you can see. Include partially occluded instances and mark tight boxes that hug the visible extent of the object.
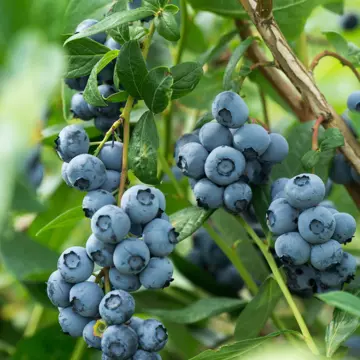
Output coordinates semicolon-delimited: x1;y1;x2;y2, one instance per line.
312;115;324;151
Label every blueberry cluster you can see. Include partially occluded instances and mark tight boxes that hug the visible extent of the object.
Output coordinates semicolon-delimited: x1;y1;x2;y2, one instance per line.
268;173;357;297
187;228;244;295
175;91;289;213
64;19;125;134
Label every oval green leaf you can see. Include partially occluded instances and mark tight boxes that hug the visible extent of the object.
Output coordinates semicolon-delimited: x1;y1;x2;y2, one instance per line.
155;11;180;42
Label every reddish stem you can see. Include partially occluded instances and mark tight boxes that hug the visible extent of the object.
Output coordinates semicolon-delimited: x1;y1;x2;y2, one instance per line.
312;115;325;151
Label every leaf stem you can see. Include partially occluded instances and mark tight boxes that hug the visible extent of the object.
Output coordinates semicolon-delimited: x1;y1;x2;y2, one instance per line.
236;215;320;355
93;119;123;157
175;0;188;65
69;337;87;360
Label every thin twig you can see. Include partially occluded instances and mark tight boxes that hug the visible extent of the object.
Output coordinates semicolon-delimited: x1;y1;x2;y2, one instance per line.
310;50;360;82
250;61;276;72
259;87;270;127
312;115;325;151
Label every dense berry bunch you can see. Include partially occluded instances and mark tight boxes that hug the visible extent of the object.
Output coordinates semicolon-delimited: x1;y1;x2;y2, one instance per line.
268;173;357;297
175;91;289;213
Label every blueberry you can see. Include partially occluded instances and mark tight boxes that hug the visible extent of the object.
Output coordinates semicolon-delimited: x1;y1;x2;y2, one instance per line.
58;246;94;284
212;91;249;128
270;178;289;200
151;188;166;213
310;240;343;271
284;264;317;297
336;252;357;282
70;92;95;120
330;154;352;184
177;142;208;179
174;133;200;162
24;146;43;189
99;290;135;325
285;173;325;209
61;162;72;187
101;170;121;192
244;160;269;185
47;270;73;307
128;316;144;333
86;233;115;267
67;154;107;191
58;307;92;337
130;223;143;236
204;146;245;186
83;320;102;349
28;162;44;189
199;122;232;152
75;19;107;44
82;189;116;218
99;141;123;172
351;167;360;184
340;13;359;31
332;212;356;244
109;267;141;292
317;269;344;288
325;178;333;197
69;281;104;317
98;61;115;83
188;177;197;190
101;324;138;359
121;185;161;224
55;125;90;162
91;205;131;244
113;238;150;274
139;257;173;289
348;91;360;112
136;319;168;352
65;76;89;91
129;0;142;9
94;116;118;133
318;200;336;210
298;206;336;244
88;85;121;118
266;198;299;235
223;181;252;213
193;178;224;210
275;232;311;265
105;37;122;50
233;124;270;159
260;133;289;163
186;248;205;268
132;350;161;360
215;264;244;292
143;219;178;257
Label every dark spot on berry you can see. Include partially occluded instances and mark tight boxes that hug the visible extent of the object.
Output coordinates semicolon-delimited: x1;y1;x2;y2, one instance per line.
309;219;324;235
137;189;154;206
294;175;310;187
64;251;80;269
105;294;122;310
97;215;111;231
218;108;232;123
74;177;90;190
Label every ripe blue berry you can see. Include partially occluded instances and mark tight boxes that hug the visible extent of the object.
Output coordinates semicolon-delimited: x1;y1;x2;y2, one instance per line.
139;257;173;289
55;125;90;162
330;154;352;184
98;141;123;172
340;13;359;31
69;281;104;317
75;19;107;44
212;91;249;128
318;269;343;288
347;90;360;112
121;185;161;224
205;146;245;186
285;173;325;209
94;116;118;133
66;154;107;191
61;162;72;186
199;122;232;151
91;205;131;244
332;212;356;244
266;198;299;235
128;316;144;333
109;267;141;292
65;76;89;91
86;234;115;267
215;264;244;292
100;170;121;192
58;307;92;337
298;206;336;244
186;248;205;268
58;246;94;284
101;324;138;359
284;264;317;297
270;178;289;200
82;190;116;218
83;320;101;349
152;188;166;213
99;290;135;325
113;238;150;274
275;232;311;265
310;240;343;271
223;181;252;213
336;252;357;282
260;133;289;163
193;178;224;210
233;124;270;160
105;37;121;50
88;85;121;118
136;319;168;352
174;133;200;162
132;350;161;360
177;142;208;180
47;270;73;307
70;93;95;120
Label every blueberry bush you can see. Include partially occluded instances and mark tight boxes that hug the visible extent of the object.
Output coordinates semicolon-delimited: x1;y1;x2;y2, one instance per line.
3;0;360;359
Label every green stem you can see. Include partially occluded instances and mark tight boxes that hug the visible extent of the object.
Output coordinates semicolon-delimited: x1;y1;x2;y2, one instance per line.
69;337;87;360
142;21;156;59
163;102;173;163
103;267;111;294
93;119;123;157
236;216;320;355
296;32;309;69
23;304;43;337
175;0;188;65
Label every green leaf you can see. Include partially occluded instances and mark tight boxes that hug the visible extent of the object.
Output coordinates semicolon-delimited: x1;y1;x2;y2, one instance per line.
106;90;129;103
147;297;247;324
130;25;149;41
11;180;45;213
235;278;282;340
165;4;180;14
108;23;130;44
323;1;344;15
83;50;119;106
144;0;167;10
116;40;148;99
189;331;296;360
301;150;321;170
325;291;360;357
251;185;270;233
64;37;109;78
171;62;203;99
65;8;156;44
170;207;214;241
317;291;360;317
128;111;159;184
155;11;180;42
223;37;255;90
193;112;214;130
35;206;84;236
324;31;349;58
142;67;174;113
320;128;345;151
